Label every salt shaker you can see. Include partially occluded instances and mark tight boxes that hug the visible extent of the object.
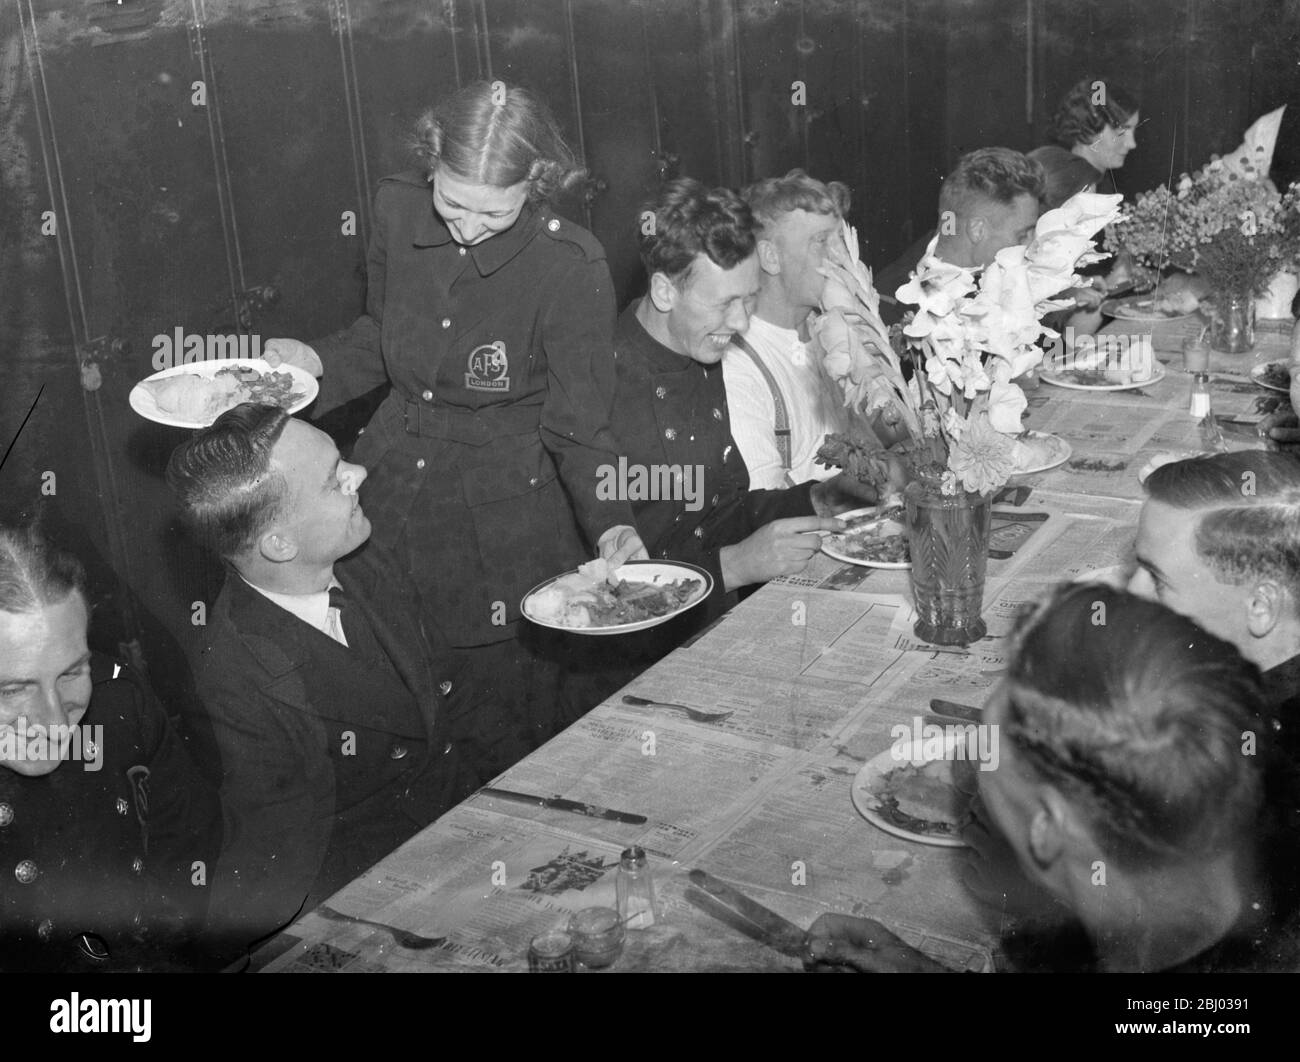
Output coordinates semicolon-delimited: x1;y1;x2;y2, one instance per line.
616;846;660;929
1189;373;1212;419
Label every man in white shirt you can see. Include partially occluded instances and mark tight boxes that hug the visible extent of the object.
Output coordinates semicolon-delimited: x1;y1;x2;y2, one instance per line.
724;170;853;489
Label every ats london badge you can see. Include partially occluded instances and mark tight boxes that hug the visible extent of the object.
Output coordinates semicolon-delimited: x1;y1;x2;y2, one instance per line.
465;341;510;392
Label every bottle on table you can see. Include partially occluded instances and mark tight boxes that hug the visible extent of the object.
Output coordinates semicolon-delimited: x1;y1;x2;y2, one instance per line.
616;846;660;929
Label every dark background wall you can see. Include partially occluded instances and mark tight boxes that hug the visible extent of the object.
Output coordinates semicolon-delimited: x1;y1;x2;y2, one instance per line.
2;0;1298;710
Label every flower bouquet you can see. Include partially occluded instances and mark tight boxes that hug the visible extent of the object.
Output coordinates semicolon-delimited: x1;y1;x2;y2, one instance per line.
812;191;1122;644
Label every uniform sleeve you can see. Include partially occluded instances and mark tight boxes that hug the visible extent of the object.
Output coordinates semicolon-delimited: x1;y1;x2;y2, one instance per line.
190;670;334;953
311;185;393;417
539;255;637;546
721;351;790;490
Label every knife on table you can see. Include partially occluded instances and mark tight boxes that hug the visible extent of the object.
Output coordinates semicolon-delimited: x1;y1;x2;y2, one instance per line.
479;787;647;826
685;869;810;959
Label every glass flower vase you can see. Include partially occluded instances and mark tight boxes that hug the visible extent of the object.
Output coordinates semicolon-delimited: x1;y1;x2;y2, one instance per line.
903;476;992;646
1208;290;1256;354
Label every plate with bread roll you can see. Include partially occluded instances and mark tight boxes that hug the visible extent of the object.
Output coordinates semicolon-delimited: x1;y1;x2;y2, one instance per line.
852;733;980;847
130;359;317;428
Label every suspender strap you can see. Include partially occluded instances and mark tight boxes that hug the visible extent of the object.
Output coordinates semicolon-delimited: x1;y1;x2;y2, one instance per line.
730;333;793;479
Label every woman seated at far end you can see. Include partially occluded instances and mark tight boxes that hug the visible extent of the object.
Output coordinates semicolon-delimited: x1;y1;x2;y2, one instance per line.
807;582;1293;973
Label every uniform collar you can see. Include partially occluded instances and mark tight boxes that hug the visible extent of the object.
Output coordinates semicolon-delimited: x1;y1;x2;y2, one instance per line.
412;193;544;277
620;300;710;377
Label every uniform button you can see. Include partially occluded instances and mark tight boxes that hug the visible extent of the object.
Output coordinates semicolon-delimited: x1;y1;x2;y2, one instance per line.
422;389;434;401
712;408;723;420
441;318;451;329
458;247;467;256
390;745;409;760
664;428;677;440
84;740;98;759
693;527;704;538
439;680;453;695
0;803;12;827
115;798;129;816
528;476;538;486
674;514;682;523
131;857;144;875
655;387;667;399
711;494;720;505
416;458;426;469
15;860;38;885
37;919;54;942
443;741;453;755
547;219;560;232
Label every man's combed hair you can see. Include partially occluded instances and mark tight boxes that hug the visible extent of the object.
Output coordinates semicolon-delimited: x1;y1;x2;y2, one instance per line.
0;522;87;613
938;147;1046;217
1049;77;1139;150
1027;145;1103;210
1144;451;1300;606
410;80;585;203
639;177;756;284
165;403;292;560
743;168;851;234
1003;582;1264;871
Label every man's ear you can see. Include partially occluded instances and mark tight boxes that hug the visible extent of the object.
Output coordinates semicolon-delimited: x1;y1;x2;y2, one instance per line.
1026;787;1068;871
965;214;987;246
1246;579;1285;639
756;238;781;276
258;528;297;564
648;271;678;314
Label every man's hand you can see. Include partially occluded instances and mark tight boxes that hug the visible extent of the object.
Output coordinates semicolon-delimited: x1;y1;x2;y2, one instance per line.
811;461;909;516
959;793;1065;919
804;913;948;973
1265;410;1300;452
596;525;648;566
262;338;324;378
718;515;841;591
1068;280;1105;311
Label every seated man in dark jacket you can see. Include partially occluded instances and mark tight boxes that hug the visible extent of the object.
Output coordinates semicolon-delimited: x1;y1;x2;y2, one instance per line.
610;178;886;625
0;523;221;971
166;403;480;956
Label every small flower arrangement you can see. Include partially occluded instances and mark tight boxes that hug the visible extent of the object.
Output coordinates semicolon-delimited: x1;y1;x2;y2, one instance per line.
814;192;1122;495
1105;161;1300;297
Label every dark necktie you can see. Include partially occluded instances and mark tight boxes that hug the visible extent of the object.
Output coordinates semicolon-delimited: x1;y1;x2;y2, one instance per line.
328;584;386;666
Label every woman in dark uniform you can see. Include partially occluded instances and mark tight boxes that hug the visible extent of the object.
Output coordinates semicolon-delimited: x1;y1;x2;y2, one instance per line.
266;82;644;779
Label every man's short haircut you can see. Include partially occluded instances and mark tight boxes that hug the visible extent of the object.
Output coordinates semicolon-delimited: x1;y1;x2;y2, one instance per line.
1143;451;1300;607
165;403;293;560
0;522;87;614
743;168;851;235
937;147;1045;219
1004;581;1264;872
639;177;756;285
1027;145;1103;210
1050;77;1139;150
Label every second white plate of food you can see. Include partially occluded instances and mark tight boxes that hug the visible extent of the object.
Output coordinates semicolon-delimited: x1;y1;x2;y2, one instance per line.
1101;293;1199;321
1040;362;1166;392
1250;361;1291;394
1010;430;1072;475
852;734;978;847
130;358;318;428
521;559;712;635
820;505;911;569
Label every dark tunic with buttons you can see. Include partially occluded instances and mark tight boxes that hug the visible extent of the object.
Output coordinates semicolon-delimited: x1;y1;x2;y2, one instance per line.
0;654;221;972
610;302;816;623
310;171;635;649
186;541;479;953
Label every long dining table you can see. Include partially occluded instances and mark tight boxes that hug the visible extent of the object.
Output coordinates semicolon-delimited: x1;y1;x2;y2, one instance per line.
250;311;1295;974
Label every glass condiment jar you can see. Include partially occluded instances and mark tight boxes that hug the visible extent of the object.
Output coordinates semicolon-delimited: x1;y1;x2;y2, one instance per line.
616;847;660;929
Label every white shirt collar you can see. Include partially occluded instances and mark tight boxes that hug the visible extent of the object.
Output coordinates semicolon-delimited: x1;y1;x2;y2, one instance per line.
241;573;344;639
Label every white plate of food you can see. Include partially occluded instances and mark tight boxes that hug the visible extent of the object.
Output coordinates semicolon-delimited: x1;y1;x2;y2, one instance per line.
851;734;978;848
1039;361;1166;392
1010;430;1072;475
522;558;712;635
820;505;910;569
130;359;318;428
1101;291;1199;321
1250;361;1291;394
